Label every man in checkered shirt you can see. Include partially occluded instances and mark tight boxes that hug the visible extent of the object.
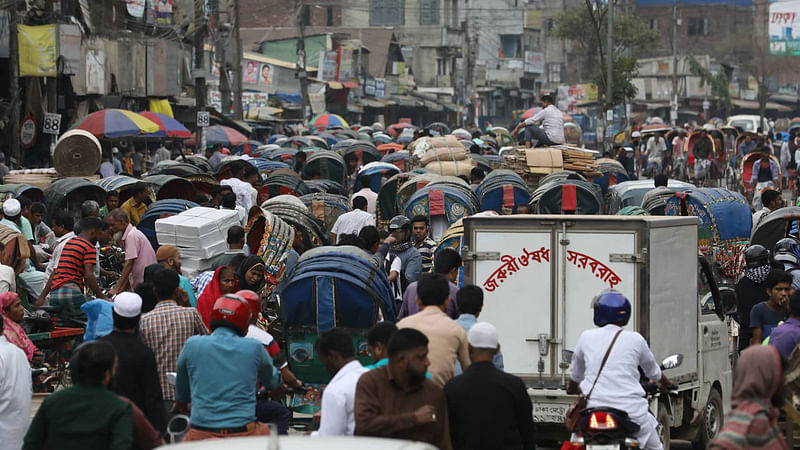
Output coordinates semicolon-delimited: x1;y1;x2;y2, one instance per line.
140;269;208;414
411;216;437;273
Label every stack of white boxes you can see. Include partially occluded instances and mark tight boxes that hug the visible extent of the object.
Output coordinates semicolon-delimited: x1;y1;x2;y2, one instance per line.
155;207;240;279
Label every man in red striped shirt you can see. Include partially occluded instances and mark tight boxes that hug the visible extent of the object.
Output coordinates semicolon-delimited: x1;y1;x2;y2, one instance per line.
36;218;109;327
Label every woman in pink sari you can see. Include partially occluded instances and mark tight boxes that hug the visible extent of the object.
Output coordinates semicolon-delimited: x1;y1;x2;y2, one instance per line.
1;291;37;361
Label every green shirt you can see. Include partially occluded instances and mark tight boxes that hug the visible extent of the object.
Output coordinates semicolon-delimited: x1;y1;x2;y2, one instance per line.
24;385;133;450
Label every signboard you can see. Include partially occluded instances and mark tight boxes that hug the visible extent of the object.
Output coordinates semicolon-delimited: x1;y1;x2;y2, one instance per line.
318;51;339;81
19;116;37;148
364;77;376;96
337;46;354;81
197;111;210;128
43;113;61;135
155;0;173;25
243;60;259;84
258;64;273;86
524;51;545;74
375;78;386;98
126;0;145;18
86;48;106;94
769;0;800;55
18;25;57;77
58;24;81;75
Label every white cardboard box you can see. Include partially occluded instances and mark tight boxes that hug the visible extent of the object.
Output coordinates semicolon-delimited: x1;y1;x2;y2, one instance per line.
155;207;239;247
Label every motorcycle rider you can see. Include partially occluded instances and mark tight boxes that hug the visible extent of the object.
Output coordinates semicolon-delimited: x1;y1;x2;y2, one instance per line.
567;290;674;450
773;238;800;291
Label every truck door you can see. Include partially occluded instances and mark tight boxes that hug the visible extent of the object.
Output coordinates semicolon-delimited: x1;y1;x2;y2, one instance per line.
468;227;553;376
698;257;733;412
556;230;638;369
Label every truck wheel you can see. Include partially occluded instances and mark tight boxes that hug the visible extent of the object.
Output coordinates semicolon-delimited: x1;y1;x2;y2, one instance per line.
693;389;723;449
658;405;671;450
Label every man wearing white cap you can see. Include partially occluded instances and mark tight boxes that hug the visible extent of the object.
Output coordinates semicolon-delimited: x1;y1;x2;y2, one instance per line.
444;322;535;450
101;292;167;433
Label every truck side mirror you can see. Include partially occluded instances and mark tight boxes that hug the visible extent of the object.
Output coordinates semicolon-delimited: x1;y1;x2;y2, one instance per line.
719;287;737;315
661;354;683;370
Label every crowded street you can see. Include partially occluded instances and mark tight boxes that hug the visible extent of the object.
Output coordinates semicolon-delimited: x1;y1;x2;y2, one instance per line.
5;0;800;449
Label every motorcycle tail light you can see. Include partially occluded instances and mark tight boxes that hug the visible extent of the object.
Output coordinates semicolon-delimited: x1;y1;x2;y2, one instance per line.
589;412;617;430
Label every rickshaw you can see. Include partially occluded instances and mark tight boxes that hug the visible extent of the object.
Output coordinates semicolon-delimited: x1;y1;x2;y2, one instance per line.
304;179;347;196
665;188;751;281
259;169;311;205
530;179;603;215
278;245;395;413
564;122;583;146
683;129;717;186
299;193;351;232
593;158;630;195
396;173;441;217
261;200;332;251
749;206;800;252
354;162;402;194
183;173;219;197
740;151;781;204
377;173;415;228
405;183;477;241
380;151;410;172
427;122;451;136
303;151;347;187
0;184;44;204
605;179;695;215
142;174;196;201
97;175;141;204
489;127;515;148
476;169;530;214
44;178;107;224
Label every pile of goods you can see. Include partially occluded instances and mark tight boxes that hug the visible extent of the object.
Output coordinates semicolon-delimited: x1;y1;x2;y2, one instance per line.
410;136;474;177
502;146;599;191
154;207;240;278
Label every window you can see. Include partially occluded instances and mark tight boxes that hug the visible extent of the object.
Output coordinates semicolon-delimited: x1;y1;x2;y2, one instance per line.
420;0;441;25
648;18;658;30
327;7;334;26
688;17;709;36
302;5;311;26
548;63;561;83
500;35;522;58
370;0;405;26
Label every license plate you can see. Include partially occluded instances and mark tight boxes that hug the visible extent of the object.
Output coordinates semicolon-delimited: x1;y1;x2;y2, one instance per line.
533;402;569;423
586;446;618;450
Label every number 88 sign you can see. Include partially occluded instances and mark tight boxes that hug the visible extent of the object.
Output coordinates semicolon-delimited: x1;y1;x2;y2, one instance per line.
43;113;62;135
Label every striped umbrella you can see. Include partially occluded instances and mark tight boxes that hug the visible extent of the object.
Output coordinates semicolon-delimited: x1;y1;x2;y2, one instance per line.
309;113;349;129
77;109;160;138
138;111;192;138
186;125;248;147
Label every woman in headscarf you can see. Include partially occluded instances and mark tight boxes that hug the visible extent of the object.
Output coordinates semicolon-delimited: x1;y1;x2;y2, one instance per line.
196;265;238;327
710;345;788;450
237;256;266;293
1;291;37;361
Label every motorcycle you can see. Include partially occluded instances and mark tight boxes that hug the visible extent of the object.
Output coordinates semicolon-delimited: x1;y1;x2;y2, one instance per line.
567;353;683;450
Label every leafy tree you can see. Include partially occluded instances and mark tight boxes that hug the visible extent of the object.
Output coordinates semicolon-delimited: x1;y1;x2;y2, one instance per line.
554;1;658;108
687;57;733;118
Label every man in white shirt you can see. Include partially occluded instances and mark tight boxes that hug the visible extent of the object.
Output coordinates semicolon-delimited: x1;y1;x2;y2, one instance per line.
0;314;32;450
220;162;254;213
351;175;378;216
568;291;673;450
0;244;15;293
512;93;565;147
314;328;368;436
330;196;375;244
646;132;667;177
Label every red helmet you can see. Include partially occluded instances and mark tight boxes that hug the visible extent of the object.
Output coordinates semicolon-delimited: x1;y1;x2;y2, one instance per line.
209;294;251;336
236;290;261;318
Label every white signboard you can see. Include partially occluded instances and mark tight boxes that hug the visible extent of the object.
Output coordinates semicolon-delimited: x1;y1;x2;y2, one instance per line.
197;111;210;128
43;113;61;135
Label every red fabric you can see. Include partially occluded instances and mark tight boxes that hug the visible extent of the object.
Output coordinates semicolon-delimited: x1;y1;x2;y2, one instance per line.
609;173;618;187
562;184;577;212
196;266;238;327
417;181;430;190
502;185;515;209
429;190;445;216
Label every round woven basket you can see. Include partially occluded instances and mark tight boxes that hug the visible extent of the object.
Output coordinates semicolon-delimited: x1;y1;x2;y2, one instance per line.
53;129;102;177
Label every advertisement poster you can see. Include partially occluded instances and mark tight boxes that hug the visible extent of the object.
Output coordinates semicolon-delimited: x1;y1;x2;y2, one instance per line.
318;51;338;81
86;48;106;94
126;0;145;18
18;24;57;77
243;60;258;84
155;0;173;25
769;0;800;55
259;64;273;86
524;51;545;74
337;46;354;81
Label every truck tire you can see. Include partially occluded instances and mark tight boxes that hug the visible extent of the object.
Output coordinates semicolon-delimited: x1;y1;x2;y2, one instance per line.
693;389;723;449
658;405;671;450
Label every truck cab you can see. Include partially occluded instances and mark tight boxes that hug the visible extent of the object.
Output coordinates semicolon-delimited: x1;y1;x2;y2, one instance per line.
462;215;732;449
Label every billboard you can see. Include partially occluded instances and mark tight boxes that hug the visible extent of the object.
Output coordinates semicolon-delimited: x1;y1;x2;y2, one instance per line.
524;51;545;73
769;0;800;55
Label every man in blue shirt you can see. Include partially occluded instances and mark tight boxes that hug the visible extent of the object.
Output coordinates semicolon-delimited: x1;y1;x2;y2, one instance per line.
175;294;282;440
453;285;503;375
769;291;800;357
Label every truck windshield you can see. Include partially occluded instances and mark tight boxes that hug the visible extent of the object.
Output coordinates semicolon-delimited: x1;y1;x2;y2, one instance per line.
699;263;716;315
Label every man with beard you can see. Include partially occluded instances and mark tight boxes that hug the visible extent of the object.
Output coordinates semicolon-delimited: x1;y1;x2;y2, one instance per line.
314;328;368;436
155;245;198;307
355;328;452;450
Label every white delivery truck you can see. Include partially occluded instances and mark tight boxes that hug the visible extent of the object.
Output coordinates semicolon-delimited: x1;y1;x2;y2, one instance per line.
462;215;733;449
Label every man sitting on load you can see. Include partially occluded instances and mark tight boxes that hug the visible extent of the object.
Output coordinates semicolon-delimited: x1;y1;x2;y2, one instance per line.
512;94;565;148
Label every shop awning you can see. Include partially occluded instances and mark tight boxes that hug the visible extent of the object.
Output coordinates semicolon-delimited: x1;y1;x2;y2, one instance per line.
392;95;425;107
347;103;364;113
423;99;443;112
732;98;792;112
361;97;394;108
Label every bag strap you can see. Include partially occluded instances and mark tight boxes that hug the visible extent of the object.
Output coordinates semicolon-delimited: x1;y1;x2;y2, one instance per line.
586;328;624;400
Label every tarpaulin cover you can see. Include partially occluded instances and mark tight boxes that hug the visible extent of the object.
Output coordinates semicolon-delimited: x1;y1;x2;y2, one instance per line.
665;188;751;241
532;179;602;215
280;245;395;333
477;170;530;214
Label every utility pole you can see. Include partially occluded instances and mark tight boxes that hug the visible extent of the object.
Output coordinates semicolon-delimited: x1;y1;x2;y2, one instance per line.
9;0;19;165
194;0;206;149
295;0;310;122
671;0;678;126
231;0;243;120
606;0;614;147
213;1;230;116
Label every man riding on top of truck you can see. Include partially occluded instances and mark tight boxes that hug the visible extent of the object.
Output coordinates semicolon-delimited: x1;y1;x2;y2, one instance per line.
568;290;675;450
